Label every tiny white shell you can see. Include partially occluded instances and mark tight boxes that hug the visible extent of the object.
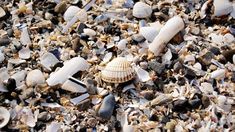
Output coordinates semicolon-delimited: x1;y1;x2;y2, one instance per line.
101;57;135;83
0;107;10;128
133;2;152;18
211;69;226;79
61;77;87;93
139;27;159;42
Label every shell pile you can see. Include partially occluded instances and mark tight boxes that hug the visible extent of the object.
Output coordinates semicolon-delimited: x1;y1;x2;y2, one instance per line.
101;57;135;83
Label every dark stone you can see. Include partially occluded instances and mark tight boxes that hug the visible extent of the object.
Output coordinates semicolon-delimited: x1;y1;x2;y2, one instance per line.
0;38;11;46
209;46;221;55
98;94;116;119
49;48;60;60
222;49;235;63
140;90;154;100
6;78;16;92
184;68;196;80
77;98;91;111
149;114;158;121
149;61;165;75
7;29;13;37
104;24;114;34
161;116;170;124
231;72;235;83
172;99;189;113
179;113;189;121
131;34;145;44
153;78;164;91
177;77;185;86
188;98;201;109
114;121;122;132
202;16;213;26
77;23;87;34
80;34;89;41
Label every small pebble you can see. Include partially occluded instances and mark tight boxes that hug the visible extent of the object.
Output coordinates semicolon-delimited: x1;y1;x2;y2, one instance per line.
131;34;145;43
132;2;152;18
98;94;116;119
0;38;11;46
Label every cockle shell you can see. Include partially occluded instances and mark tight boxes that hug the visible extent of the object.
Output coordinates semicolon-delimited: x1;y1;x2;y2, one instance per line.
132;2;152;18
0;107;10;128
101;57;135;83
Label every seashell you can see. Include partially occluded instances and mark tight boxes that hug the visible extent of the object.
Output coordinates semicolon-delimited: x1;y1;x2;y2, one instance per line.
0;51;5;63
83;28;96;37
230;4;235;18
101;57;135;83
149;16;184;56
134;65;150;82
102;52;112;63
40;52;59;71
20;27;31;46
18;47;30;59
0;7;6;18
211;69;226;79
223;33;234;43
139;27;159;42
46;57;89;86
46;122;62;132
0;107;10;128
132;2;152;18
26;69;45;87
151;94;172;106
63;6;81;22
61;77;87;93
200;0;210;19
213;0;233;17
200;82;214;95
117;39;128;50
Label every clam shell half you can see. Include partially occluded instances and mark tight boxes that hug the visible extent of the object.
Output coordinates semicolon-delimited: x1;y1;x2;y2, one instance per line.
101;57;135;83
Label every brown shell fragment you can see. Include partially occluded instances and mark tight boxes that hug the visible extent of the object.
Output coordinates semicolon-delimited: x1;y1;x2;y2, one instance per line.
101;57;135;83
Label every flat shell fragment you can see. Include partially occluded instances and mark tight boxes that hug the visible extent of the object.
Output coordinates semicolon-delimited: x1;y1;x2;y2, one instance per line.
134;66;150;82
18;47;30;59
26;69;45;87
0;107;10;128
213;0;233;17
70;93;90;105
101;57;135;83
61;77;87;93
40;52;59;71
0;7;6;18
211;69;226;79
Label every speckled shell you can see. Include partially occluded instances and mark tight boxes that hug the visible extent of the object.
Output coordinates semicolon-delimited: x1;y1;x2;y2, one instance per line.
101;57;135;83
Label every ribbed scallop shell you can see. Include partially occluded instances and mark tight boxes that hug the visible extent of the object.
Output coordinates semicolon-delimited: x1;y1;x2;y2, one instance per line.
101;57;135;83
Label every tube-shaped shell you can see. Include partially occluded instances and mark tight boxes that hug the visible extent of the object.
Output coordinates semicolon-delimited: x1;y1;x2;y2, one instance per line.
101;57;135;83
148;16;184;56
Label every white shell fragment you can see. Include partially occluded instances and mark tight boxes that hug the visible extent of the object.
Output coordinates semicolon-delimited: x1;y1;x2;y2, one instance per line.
213;0;233;17
83;28;96;37
0;51;5;63
40;52;59;71
61;77;87;93
200;82;214;95
70;93;90;105
46;57;89;86
149;16;185;56
210;69;226;79
139;27;159;42
233;54;235;64
132;2;152;18
0;107;10;128
26;69;45;87
117;39;128;50
63;6;81;22
18;47;31;59
134;66;150;82
101;57;135;83
20;27;31;46
46;122;62;132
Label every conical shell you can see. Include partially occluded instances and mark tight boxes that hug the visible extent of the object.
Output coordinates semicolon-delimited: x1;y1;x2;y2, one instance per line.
101;57;135;83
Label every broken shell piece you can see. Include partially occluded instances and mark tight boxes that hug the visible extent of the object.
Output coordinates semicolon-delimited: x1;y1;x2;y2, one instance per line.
211;69;226;79
213;0;233;17
149;16;184;56
133;2;152;18
139;27;159;42
200;82;214;95
101;57;135;83
20;27;31;46
0;107;10;128
151;94;172;106
18;47;30;59
70;93;89;105
83;28;96;37
26;69;45;87
0;51;5;63
40;52;59;71
233;54;235;64
0;7;6;18
117;39;128;50
134;66;150;82
61;77;87;93
46;57;89;86
63;6;81;22
46;122;62;132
